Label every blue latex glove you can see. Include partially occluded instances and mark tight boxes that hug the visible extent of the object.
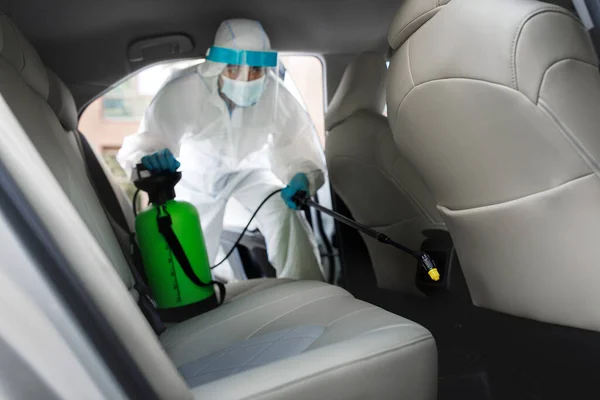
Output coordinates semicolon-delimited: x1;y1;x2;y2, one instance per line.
141;149;180;173
281;173;309;210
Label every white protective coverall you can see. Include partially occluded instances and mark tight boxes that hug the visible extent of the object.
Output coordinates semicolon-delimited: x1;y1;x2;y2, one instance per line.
117;19;326;280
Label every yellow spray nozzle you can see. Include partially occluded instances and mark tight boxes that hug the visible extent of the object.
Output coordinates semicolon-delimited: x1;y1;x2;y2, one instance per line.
427;268;440;282
419;253;441;282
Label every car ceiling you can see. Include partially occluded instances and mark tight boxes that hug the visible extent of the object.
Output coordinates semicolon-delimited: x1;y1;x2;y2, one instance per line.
0;0;402;106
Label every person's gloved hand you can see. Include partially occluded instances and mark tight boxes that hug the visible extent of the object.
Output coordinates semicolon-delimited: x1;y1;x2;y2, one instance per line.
141;149;180;173
281;173;309;210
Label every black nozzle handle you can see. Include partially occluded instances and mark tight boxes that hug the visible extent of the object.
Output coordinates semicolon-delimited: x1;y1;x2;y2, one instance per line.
291;190;311;209
135;163;149;180
133;163;181;205
295;190;430;260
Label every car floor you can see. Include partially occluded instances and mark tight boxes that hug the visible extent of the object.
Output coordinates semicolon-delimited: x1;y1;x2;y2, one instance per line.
338;217;600;400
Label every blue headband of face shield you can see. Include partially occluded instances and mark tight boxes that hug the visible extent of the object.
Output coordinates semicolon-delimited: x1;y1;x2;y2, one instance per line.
206;46;278;67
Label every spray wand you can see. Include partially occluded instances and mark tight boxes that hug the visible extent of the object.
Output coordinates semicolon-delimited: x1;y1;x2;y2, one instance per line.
292;191;440;282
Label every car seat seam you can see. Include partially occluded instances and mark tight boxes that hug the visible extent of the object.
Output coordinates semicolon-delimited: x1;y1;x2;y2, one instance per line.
389;7;442;47
185;333;324;379
439;172;595;213
394;76;540;130
207;335;323;357
225;330;289;376
6;19;25;73
165;285;331;341
324;306;378;327
164;285;345;349
512;7;582;91
186;344;238;378
245;293;348;340
226;280;295;303
357;323;426;338
329;155;430;223
536;58;598;102
538;97;600;177
184;330;295;380
389;158;438;223
407;38;415;87
328;165;418;226
241;335;435;399
181;333;325;379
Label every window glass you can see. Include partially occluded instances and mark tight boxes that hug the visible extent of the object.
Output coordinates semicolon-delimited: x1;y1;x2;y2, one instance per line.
100;147;146;209
279;56;325;147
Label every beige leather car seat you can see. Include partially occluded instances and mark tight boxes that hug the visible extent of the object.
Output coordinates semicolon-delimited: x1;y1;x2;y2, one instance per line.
326;52;443;294
386;0;600;331
0;13;438;399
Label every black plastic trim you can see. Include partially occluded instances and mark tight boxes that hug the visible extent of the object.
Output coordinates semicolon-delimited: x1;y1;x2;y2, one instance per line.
157;294;218;323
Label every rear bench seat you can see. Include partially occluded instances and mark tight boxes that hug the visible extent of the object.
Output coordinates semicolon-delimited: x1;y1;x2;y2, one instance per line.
0;13;437;399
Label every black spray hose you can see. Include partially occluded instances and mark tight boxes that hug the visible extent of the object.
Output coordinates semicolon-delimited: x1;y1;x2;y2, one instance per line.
133;189;140;217
313;192;336;284
133;184;438;282
134;187;282;270
210;188;282;270
291;191;441;282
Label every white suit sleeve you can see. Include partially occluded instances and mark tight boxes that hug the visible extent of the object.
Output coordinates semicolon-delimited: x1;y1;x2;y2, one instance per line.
116;78;190;180
270;91;326;195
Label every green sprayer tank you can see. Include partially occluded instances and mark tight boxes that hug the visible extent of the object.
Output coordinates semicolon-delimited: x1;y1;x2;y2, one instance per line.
134;166;218;322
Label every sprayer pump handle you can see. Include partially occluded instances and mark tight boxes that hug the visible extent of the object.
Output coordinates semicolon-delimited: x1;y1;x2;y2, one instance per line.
291;190;310;209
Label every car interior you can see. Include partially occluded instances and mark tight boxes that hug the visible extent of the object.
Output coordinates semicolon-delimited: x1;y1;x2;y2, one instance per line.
0;0;599;398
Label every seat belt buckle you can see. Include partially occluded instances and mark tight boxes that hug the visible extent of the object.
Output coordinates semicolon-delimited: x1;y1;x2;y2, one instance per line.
134;283;158;307
145;293;159;308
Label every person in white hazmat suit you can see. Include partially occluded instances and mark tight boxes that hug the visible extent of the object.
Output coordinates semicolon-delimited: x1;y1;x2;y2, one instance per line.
117;19;325;281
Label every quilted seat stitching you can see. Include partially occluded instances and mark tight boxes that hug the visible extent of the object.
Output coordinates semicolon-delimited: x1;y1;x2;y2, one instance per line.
185;329;323;380
164;284;345;349
246;293;348;340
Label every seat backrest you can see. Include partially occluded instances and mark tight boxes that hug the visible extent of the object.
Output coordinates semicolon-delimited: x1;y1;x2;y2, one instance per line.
386;0;600;330
325;52;443;294
46;67;137;229
0;14;135;294
0;14;191;398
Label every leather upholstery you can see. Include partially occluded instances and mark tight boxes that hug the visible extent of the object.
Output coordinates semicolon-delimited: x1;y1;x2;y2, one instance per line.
164;280;437;399
46;67;137;232
388;0;451;50
0;14;48;99
0;13;135;291
387;0;600;331
325;52;387;130
326;52;443;293
178;325;327;387
0;13;438;399
46;68;78;131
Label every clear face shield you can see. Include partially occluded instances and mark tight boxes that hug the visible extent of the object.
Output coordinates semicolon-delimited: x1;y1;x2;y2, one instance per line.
201;45;281;125
197;43;325;191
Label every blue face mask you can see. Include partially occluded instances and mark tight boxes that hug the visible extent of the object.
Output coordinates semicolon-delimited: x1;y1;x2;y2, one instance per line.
220;75;266;107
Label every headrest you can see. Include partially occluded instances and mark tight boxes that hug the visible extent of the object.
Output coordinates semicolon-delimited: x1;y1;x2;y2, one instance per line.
0;14;49;99
388;0;451;50
46;68;78;131
325;52;387;130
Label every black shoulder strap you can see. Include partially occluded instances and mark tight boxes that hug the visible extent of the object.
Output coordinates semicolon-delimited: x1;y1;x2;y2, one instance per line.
156;212;226;304
73;131;166;335
77;132;131;233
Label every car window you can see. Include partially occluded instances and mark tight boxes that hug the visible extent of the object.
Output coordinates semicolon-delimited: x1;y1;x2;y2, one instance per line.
280;55;325;146
79;55;326;227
